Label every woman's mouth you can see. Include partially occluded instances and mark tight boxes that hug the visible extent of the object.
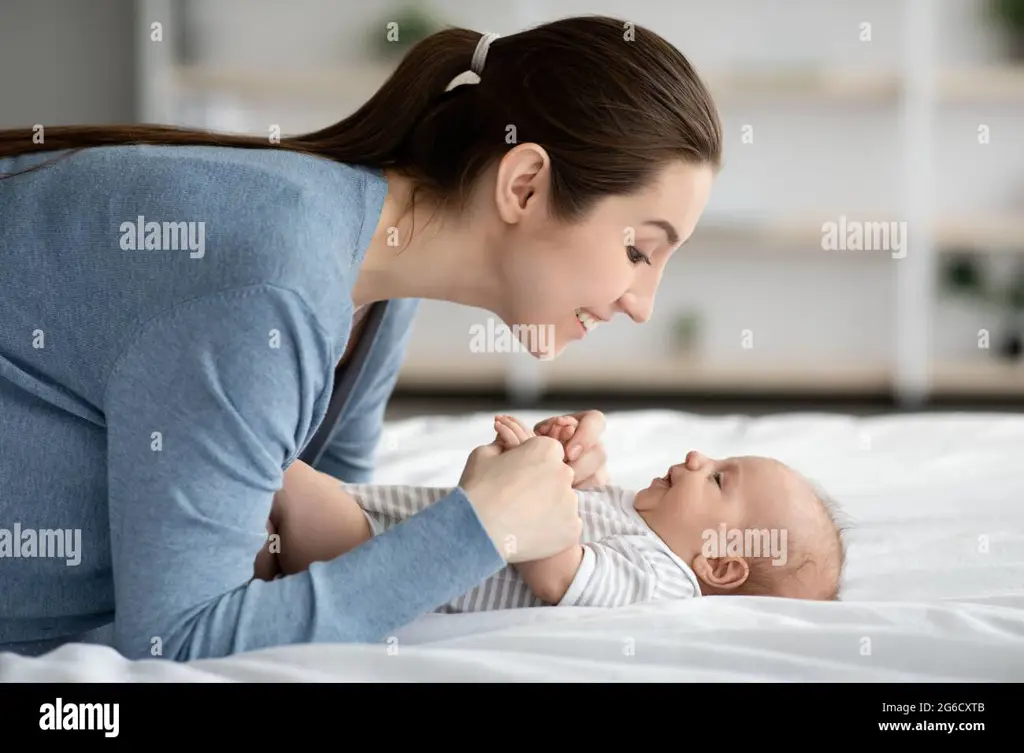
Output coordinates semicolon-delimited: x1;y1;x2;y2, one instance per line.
575;308;601;336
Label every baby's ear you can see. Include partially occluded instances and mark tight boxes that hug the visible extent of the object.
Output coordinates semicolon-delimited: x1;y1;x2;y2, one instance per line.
692;555;749;591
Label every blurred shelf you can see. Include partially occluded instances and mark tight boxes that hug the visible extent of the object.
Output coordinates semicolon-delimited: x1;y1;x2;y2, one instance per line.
939;65;1024;103
395;356;1024;396
692;214;1024;251
397;356;510;388
538;358;892;393
169;63;396;103
703;65;1024;103
166;64;1024;105
704;68;900;102
929;360;1024;395
932;215;1024;251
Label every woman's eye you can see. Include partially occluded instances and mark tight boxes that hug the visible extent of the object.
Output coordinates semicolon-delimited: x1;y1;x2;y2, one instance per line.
626;246;652;265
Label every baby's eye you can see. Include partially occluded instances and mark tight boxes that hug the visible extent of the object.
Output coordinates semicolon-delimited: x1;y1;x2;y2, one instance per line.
709;471;722;488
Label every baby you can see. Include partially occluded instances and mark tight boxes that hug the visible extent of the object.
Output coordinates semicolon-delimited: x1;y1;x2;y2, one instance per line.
254;415;846;608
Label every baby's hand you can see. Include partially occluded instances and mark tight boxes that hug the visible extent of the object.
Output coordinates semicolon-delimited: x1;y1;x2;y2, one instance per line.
493;414;535;450
535;415;579;445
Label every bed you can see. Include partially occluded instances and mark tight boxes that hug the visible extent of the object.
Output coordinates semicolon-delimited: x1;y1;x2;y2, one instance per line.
2;409;1023;682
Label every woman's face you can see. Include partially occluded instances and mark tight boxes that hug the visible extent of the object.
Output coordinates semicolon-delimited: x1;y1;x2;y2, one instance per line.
492;151;715;359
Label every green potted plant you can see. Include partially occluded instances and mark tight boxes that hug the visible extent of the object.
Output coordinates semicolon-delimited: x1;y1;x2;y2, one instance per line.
941;253;1024;362
999;262;1024;360
940;253;986;299
986;0;1024;60
670;310;703;356
369;3;445;61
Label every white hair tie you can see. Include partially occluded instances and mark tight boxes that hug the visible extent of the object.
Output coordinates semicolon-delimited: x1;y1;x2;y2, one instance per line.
445;32;500;91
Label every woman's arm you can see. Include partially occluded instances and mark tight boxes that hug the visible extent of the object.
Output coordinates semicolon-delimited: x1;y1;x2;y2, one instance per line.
310;298;419;483
104;285;504;661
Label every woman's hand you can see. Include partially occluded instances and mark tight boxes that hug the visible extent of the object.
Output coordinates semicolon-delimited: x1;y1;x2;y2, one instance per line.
458;433;581;564
534;410;609;489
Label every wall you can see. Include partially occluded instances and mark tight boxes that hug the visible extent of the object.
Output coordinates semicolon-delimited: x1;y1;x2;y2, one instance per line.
8;0;1021;390
0;0;137;127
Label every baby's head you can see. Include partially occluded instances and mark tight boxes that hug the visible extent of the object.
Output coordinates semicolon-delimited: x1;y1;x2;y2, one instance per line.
634;451;846;600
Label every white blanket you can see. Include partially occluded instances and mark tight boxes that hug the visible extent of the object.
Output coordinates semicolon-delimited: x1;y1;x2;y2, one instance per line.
3;409;1023;681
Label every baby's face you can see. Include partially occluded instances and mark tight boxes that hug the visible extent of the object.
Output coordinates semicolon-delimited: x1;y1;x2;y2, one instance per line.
633;450;816;577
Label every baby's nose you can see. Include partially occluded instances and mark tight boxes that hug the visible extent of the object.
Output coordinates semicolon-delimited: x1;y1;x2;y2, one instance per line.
685;450;705;468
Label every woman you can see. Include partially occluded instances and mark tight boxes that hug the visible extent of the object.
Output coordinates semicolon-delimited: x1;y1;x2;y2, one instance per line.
0;15;721;661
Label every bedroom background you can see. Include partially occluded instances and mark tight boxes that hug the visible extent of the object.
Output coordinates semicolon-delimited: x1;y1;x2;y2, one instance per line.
2;0;1023;687
3;0;1022;420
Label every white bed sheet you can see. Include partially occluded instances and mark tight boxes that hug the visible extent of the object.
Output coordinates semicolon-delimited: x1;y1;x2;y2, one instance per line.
3;409;1023;682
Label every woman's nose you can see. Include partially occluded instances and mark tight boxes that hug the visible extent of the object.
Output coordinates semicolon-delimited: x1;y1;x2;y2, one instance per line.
618;293;653;324
616;277;658;323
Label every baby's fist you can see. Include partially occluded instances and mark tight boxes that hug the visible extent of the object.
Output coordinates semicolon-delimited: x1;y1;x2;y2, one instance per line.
535;415;579;445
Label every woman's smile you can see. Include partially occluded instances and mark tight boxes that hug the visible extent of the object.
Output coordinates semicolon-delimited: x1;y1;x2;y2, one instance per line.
575;308;603;336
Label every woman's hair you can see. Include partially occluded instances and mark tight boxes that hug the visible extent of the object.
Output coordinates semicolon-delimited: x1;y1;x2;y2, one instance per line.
0;15;722;222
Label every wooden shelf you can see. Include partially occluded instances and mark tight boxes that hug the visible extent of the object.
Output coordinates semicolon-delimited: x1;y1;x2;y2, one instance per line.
938;65;1024;103
932;216;1024;251
703;68;900;103
691;214;1024;252
929;360;1024;395
396;356;1024;396
536;358;892;394
167;64;1024;105
169;63;396;102
395;355;510;389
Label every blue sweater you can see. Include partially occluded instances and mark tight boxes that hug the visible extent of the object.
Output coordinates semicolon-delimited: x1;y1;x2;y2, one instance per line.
0;145;505;660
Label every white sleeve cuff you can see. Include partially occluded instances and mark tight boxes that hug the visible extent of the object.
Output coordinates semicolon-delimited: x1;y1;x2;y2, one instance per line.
361;507;380;536
557;546;595;606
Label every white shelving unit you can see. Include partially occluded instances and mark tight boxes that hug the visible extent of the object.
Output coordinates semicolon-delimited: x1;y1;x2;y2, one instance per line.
895;0;936;407
135;0;1024;401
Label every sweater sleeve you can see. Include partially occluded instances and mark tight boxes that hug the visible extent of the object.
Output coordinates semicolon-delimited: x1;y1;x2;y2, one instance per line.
102;284;504;661
313;299;419;484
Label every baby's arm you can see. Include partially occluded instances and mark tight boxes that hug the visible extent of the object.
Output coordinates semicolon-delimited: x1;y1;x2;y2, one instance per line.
492;415;585;602
253;459;372;579
515;546;585;604
558;537;698;606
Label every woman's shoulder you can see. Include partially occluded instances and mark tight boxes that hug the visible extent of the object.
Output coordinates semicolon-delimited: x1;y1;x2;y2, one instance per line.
2;143;388;350
91;143;382;229
96;145;386;328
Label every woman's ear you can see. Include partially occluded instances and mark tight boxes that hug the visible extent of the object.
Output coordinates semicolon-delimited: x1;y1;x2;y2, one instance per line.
494;143;551;224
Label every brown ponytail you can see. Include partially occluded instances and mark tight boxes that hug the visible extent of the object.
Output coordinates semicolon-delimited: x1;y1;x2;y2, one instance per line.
0;16;722;222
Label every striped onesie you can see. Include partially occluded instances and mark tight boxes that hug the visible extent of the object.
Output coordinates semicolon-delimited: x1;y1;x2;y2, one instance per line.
342;483;703;612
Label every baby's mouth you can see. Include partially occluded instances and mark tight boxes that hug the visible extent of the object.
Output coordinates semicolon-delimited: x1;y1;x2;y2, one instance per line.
650;474;671;489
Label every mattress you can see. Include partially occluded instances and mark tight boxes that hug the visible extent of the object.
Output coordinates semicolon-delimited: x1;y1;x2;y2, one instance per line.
2;409;1023;681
